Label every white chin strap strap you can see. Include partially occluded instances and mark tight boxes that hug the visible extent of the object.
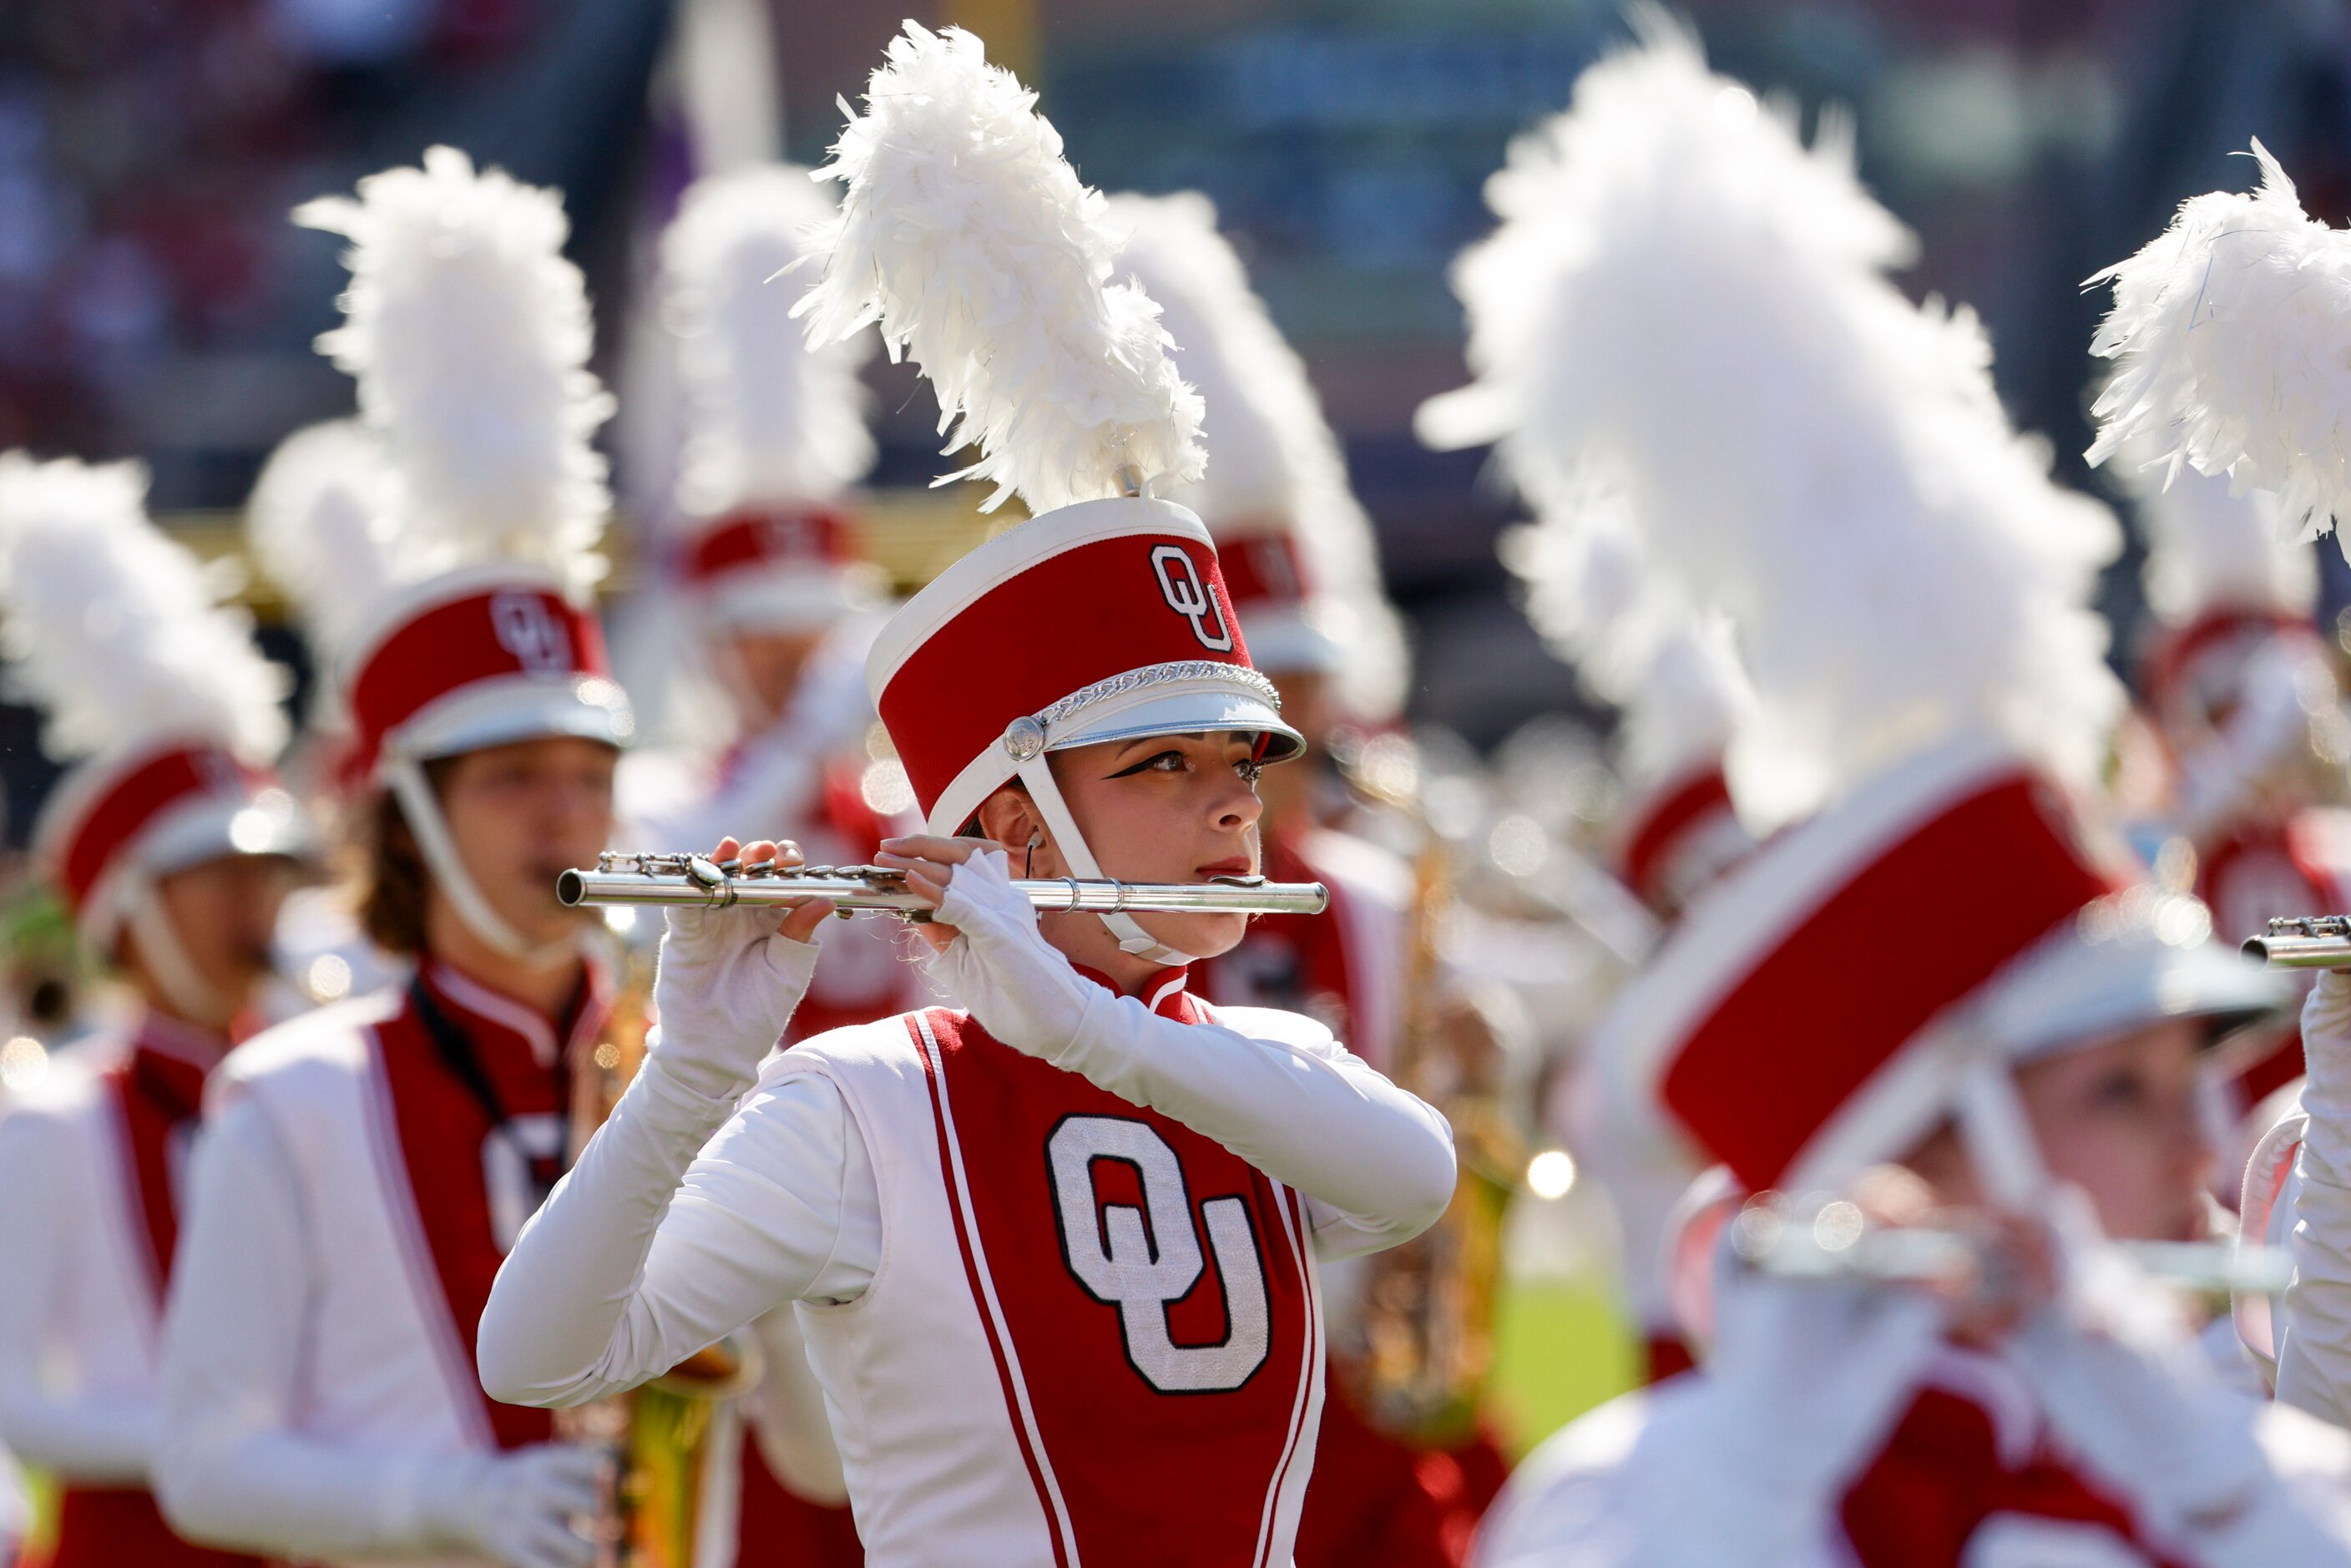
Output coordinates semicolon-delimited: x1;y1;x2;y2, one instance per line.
118;873;230;1025
1003;720;1193;969
385;756;581;969
1955;1052;2050;1209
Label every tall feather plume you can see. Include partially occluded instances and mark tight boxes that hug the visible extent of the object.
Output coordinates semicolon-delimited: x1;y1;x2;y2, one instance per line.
794;22;1204;513
1419;16;2121;824
2087;142;2351;553
2111;430;2316;627
0;454;290;764
663;164;877;523
245;419;396;654
1106;191;1408;716
297;145;614;601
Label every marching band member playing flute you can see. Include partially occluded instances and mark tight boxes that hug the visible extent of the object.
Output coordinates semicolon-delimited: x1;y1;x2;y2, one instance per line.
478;24;1456;1566
1424;23;2351;1566
0;457;314;1568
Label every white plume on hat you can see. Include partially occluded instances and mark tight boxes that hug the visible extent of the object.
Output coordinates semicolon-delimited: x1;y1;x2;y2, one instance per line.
2116;431;2316;628
0;454;290;765
1106;190;1408;717
245;419;395;654
2088;142;2351;554
1419;16;2121;825
297;145;614;604
794;22;1205;514
663;164;876;523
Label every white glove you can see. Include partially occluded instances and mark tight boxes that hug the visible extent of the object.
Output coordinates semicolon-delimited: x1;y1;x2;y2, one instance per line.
647;898;822;1101
413;1444;601;1568
1625;1244;1949;1566
2009;1192;2340;1564
924;848;1095;1057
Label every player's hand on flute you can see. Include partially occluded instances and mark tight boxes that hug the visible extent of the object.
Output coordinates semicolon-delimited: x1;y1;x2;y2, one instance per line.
414;1443;601;1568
647;837;831;1100
875;835;1093;1055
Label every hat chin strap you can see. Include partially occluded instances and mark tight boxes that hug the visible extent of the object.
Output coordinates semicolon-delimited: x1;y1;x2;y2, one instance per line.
385;756;581;970
1954;1053;2050;1209
119;874;230;1027
1009;750;1195;969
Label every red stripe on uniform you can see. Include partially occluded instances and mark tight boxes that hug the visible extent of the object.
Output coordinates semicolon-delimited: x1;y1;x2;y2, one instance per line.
912;1012;1073;1568
1253;1183;1319;1568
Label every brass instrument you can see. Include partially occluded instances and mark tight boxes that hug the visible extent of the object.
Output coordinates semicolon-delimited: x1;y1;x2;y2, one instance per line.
559;852;1329;918
1351;792;1523;1445
2247;916;2351;969
561;922;762;1567
1731;1191;2292;1297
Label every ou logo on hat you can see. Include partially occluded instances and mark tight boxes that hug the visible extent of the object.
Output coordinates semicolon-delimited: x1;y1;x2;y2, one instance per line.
491;592;574;675
1150;545;1234;653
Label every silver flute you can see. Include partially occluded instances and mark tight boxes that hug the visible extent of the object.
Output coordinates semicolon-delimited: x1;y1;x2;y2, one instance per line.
1732;1196;2292;1297
2246;916;2351;969
558;852;1330;920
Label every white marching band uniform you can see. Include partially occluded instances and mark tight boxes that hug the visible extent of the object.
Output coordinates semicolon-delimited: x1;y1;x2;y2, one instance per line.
481;26;1454;1566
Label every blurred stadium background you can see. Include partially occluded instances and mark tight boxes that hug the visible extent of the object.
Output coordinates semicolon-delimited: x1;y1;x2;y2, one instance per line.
3;0;2348;1449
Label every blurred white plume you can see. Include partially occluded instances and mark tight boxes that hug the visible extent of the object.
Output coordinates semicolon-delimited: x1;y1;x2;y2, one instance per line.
794;22;1204;513
1420;16;2121;825
663;164;876;523
1106;190;1408;716
297;145;614;603
2112;430;2316;627
0;454;290;764
2088;142;2351;555
245;419;395;654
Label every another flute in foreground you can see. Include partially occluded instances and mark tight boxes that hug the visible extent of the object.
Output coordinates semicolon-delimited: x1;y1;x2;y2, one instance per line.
559;852;1330;920
1732;1193;2292;1297
2246;916;2351;969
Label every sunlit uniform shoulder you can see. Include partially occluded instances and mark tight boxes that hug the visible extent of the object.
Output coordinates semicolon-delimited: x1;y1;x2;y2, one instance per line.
774;989;1330;1568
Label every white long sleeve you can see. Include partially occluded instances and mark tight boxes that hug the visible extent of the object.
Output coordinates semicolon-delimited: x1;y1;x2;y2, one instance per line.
1053;994;1457;1259
0;1110;155;1481
153;1097;455;1556
478;1053;879;1410
2279;972;2351;1429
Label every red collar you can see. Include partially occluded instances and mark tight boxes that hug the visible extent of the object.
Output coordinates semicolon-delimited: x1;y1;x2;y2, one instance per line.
416;959;611;1070
1069;963;1196;1019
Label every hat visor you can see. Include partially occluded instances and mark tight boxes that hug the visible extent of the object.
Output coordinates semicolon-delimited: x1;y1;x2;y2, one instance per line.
389;675;637;768
705;568;885;635
1049;680;1303;765
1974;898;2293;1064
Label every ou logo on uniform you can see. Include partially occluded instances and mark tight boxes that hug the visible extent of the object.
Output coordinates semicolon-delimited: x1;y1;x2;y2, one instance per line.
1150;545;1235;653
1046;1115;1270;1393
490;592;574;675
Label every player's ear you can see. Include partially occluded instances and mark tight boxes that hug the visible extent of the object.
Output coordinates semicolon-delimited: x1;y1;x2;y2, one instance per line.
973;783;1043;854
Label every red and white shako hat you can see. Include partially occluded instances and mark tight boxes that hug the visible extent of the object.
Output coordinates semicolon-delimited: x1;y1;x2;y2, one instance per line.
1107;192;1408;720
1595;736;2282;1195
1605;624;1758;920
801;24;1304;964
0;455;313;1008
660;166;885;635
283;148;630;958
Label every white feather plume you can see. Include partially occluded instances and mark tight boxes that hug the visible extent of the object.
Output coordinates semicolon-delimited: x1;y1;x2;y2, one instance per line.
2088;142;2351;554
663;165;876;522
0;453;289;764
1420;18;2121;824
297;145;614;601
1105;191;1408;716
794;22;1204;513
245;419;395;652
2113;430;2317;626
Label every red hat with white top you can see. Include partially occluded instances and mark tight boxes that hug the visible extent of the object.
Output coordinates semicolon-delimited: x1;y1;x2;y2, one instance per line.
282;147;631;960
1595;737;2280;1195
802;23;1307;964
660;165;886;635
0;455;314;1016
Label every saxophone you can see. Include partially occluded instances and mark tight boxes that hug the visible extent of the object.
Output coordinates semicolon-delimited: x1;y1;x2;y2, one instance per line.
1343;761;1524;1446
560;921;763;1568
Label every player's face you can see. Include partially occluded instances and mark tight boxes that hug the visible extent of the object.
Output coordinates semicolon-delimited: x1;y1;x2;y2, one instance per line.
431;736;617;949
1042;730;1266;960
719;628;826;732
1910;1018;2213;1243
136;852;301;1026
